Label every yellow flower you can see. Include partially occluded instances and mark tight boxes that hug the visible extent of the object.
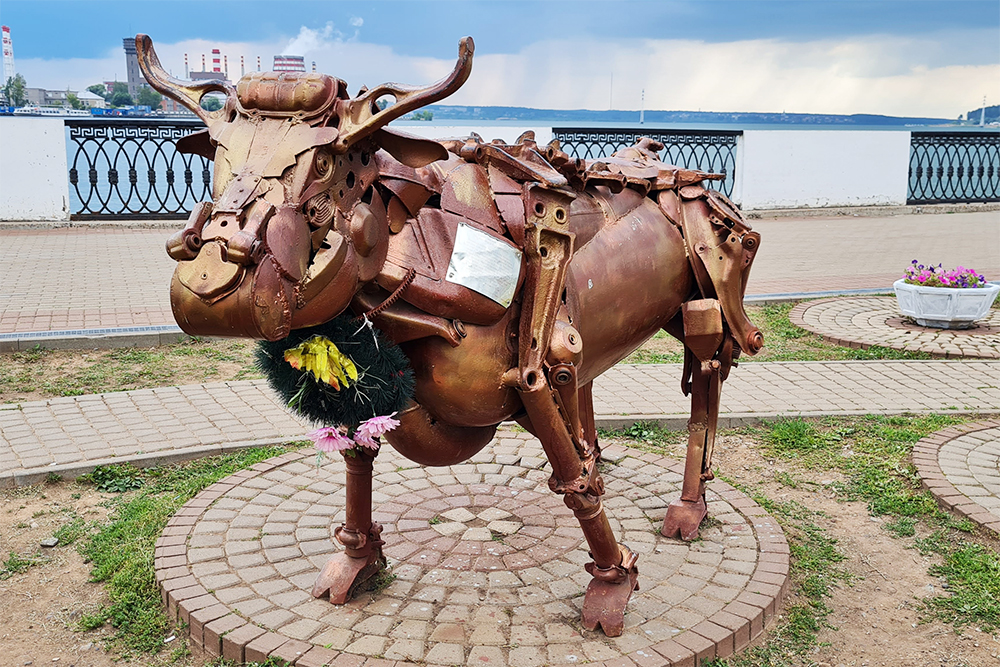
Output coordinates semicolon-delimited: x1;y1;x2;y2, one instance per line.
284;336;358;390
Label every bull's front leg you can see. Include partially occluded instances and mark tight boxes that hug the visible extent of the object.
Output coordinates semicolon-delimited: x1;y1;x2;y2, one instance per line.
312;448;386;603
511;185;637;636
518;380;639;637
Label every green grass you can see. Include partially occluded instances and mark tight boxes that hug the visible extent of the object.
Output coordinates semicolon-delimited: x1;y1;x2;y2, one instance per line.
615;414;999;665
749;414;999;635
917;531;1000;632
622;302;933;366
706;491;850;667
53;516;90;545
76;444;297;658
1;550;47;579
0;338;261;402
741;303;932;363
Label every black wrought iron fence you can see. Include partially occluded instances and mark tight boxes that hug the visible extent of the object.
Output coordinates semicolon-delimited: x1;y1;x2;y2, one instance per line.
551;128;741;198
908;131;1000;204
65;118;211;220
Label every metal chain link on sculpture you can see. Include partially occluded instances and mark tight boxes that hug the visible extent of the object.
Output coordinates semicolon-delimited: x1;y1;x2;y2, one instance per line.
137;34;764;637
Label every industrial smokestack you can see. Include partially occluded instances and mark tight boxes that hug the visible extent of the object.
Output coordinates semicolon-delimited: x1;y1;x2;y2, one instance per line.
2;25;15;83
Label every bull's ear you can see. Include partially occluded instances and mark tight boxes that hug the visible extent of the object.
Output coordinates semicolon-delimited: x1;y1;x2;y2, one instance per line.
136;34;235;125
333;37;473;153
374;128;448;168
176;129;216;160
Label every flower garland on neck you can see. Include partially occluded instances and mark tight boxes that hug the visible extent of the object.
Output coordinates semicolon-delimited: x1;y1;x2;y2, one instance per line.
256;315;415;461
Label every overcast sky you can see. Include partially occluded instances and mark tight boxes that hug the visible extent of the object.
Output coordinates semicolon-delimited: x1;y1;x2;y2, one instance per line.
2;0;997;118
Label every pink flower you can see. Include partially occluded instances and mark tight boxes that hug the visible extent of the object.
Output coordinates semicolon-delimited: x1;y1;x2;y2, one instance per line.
308;427;354;453
353;413;400;450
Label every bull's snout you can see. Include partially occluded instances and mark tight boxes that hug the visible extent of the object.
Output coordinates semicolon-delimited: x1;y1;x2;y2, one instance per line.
167;200;311;341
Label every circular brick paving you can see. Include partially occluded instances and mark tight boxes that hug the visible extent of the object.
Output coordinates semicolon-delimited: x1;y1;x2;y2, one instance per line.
912;419;1000;536
790;297;1000;359
155;429;789;666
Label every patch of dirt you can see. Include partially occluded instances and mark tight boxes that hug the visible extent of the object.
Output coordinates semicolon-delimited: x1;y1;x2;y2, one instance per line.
0;482;201;667
2;434;998;666
707;434;999;666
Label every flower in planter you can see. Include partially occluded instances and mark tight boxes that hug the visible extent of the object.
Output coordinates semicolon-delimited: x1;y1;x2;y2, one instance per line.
903;260;988;289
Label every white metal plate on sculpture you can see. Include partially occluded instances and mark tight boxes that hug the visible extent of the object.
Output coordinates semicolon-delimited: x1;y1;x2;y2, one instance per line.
446;223;523;308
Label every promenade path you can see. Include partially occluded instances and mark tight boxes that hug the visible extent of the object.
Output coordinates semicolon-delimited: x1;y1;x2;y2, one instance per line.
1;211;997;340
2;210;999;664
3;359;998;487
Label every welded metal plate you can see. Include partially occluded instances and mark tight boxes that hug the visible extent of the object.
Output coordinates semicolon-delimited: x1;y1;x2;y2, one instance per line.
445;223;522;307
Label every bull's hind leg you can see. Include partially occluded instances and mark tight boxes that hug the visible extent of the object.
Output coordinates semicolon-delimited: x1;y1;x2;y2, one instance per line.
312;448;386;603
518;379;639;637
661;301;728;541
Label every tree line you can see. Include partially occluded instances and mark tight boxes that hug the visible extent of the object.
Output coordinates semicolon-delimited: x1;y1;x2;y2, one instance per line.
1;73;163;109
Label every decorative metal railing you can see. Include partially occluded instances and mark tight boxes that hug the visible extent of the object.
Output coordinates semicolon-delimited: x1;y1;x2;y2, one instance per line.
552;128;741;198
65;118;211;219
908;131;1000;204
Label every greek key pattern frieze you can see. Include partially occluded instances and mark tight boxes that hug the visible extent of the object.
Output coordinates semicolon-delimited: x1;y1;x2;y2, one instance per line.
65;119;213;219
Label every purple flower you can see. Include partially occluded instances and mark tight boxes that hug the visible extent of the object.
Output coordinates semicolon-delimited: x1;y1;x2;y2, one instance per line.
308;427;355;453
354;413;400;450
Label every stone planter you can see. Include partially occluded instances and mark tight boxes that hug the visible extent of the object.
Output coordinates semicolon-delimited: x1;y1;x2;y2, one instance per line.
893;279;1000;329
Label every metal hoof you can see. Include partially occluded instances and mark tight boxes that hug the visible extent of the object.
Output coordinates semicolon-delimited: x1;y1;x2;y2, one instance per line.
660;496;708;541
580;568;640;637
311;551;386;604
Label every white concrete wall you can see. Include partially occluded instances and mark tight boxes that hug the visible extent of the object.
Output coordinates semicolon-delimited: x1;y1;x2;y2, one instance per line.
0;117;70;220
733;130;911;210
392;123;553;147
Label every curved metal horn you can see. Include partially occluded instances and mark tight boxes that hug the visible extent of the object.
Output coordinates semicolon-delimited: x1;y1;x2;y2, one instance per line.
135;34;234;124
333;36;474;153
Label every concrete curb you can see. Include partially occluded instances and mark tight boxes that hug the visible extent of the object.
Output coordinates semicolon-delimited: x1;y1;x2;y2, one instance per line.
0;325;189;353
746;202;1000;220
911;419;1000;537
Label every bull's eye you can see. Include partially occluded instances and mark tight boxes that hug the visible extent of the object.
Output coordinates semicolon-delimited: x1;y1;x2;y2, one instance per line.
314;150;333;178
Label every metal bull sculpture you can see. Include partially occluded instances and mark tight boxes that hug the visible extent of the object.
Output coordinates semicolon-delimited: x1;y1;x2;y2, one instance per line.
137;34;763;636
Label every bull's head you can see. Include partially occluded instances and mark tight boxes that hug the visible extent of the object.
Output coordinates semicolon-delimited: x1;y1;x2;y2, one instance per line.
136;35;473;339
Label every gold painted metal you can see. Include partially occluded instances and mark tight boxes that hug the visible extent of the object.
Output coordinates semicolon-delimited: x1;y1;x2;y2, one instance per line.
138;33;762;636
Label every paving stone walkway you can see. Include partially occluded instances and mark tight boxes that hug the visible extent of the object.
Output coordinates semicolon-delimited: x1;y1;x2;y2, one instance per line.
912;419;1000;536
4;360;999;487
790;297;1000;359
156;431;789;667
2;211;997;341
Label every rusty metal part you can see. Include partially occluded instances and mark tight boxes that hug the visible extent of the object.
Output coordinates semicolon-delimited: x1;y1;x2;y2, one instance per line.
660;494;709;542
384;401;497;465
333;38;473;153
312;448;387;603
581;547;639;637
678;187;763;355
142;31;765;634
